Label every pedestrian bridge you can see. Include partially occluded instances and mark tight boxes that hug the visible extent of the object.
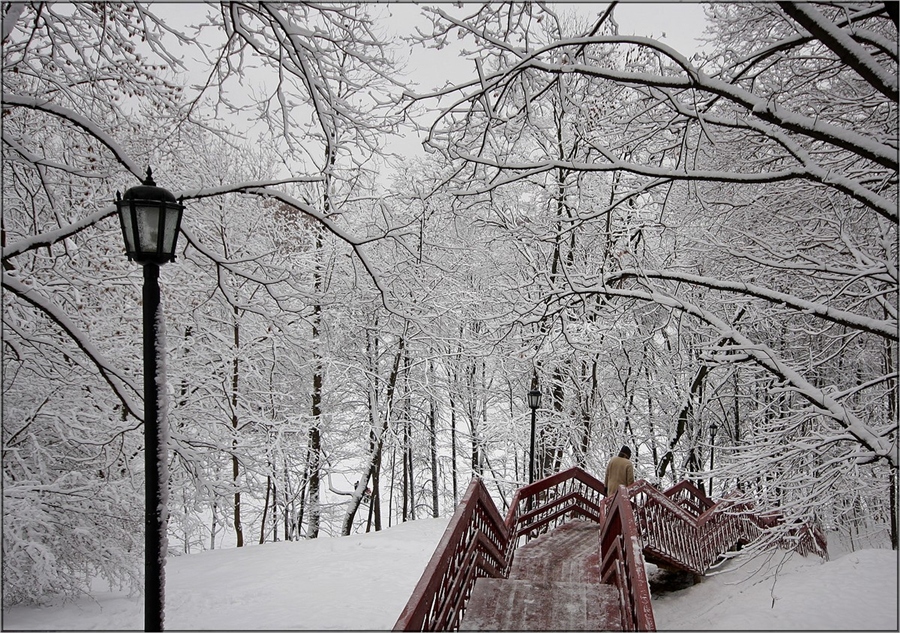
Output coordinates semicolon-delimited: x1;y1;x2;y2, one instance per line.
393;467;827;631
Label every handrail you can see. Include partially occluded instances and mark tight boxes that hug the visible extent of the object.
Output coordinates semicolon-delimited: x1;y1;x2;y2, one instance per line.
504;468;654;631
622;480;755;574
663;480;715;517
396;467;655;631
503;467;607;567
395;468;619;631
395;467;826;632
393;477;509;631
599;485;657;631
741;508;829;559
622;480;827;574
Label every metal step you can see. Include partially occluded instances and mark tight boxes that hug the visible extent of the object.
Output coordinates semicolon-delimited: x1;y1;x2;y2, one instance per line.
510;520;601;583
460;521;621;631
460;578;622;631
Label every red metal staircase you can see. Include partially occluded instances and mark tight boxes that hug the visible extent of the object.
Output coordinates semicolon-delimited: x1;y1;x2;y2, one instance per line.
393;467;827;632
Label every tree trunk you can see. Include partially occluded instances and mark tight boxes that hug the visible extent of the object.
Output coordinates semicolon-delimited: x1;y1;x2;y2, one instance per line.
371;431;383;531
402;416;411;522
306;419;321;539
884;323;897;550
210;499;217;550
341;334;405;535
469;363;480;476
231;305;244;547
232;449;242;547
296;464;308;538
367;455;382;533
388;445;396;528
282;460;292;540
450;389;458;505
304;136;336;541
891;468;898;551
307;220;326;539
403;352;415;521
259;474;271;544
271;475;278;543
429;376;439;518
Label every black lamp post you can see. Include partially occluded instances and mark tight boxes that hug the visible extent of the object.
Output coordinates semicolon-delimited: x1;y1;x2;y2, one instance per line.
116;167;183;632
709;422;718;498
527;389;541;484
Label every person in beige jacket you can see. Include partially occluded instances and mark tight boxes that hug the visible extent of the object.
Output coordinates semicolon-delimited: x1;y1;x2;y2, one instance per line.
604;445;635;495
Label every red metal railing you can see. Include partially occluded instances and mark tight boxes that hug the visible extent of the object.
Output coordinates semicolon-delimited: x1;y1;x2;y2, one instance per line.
395;468;827;632
503;467;607;558
599;485;657;631
743;509;829;559
395;467;654;631
663;480;715;516
621;480;747;575
393;477;509;631
621;480;827;574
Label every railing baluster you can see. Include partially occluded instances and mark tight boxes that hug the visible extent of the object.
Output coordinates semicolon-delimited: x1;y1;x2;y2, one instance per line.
396;467;825;632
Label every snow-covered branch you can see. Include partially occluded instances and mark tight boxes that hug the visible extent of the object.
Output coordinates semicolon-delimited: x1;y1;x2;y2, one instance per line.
559;281;897;467
604;268;897;341
1;94;144;179
777;2;897;102
2;272;142;420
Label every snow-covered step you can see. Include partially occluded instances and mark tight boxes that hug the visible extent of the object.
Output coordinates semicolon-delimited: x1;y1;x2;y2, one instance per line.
460;578;622;631
459;520;621;630
510;520;601;583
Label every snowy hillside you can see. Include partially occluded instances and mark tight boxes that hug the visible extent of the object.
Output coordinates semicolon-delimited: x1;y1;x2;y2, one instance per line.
3;518;896;631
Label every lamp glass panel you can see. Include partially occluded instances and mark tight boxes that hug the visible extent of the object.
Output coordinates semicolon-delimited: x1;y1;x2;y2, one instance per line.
119;203;137;254
136;204;163;254
161;206;181;255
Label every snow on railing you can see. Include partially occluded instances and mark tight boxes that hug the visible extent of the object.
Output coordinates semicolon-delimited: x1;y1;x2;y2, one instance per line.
621;480;827;575
598;485;657;631
393;467;825;632
394;467;655;631
392;477;508;631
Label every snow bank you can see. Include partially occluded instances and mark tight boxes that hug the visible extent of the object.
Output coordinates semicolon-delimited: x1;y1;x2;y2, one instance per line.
3;517;449;631
652;547;898;631
3;518;896;631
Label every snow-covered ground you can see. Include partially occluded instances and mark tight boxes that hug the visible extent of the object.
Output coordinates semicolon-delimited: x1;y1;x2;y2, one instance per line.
3;517;897;631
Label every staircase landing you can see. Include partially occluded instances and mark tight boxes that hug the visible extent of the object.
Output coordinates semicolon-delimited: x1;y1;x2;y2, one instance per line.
460;521;622;631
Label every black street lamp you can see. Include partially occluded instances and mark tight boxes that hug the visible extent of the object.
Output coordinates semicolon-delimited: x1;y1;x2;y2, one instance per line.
116;167;184;632
709;422;718;498
527;389;541;484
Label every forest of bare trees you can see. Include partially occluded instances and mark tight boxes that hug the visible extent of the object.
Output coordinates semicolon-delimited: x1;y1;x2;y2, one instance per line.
2;2;896;606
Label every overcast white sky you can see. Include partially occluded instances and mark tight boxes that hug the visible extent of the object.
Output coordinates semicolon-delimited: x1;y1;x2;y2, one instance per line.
611;2;708;52
383;3;708;89
379;2;710;159
157;2;710;167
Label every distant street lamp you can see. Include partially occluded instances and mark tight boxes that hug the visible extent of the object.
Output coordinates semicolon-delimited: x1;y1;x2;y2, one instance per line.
709;422;719;498
116;167;184;632
527;389;541;484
